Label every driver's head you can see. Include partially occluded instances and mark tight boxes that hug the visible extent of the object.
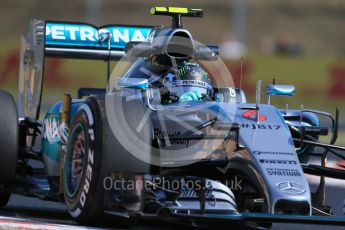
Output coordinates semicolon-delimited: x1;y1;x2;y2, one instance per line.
160;62;213;104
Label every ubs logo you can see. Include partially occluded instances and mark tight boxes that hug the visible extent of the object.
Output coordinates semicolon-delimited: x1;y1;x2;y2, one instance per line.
242;110;267;121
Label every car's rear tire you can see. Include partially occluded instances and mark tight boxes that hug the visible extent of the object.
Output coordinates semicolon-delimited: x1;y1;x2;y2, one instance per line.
0;90;18;207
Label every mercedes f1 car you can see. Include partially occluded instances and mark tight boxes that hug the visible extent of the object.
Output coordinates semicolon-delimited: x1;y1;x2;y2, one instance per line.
1;6;345;229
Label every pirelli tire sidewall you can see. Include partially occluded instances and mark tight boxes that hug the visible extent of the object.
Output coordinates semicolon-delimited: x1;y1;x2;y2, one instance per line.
64;99;102;222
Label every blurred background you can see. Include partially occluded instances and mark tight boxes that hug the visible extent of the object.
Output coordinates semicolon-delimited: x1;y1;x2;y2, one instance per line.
0;0;345;135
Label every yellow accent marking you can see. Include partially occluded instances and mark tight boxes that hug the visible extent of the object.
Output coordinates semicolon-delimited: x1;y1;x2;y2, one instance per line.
168;7;188;14
155;7;167;12
191;8;202;11
150;7;167;14
150;7;156;15
150;6;168;14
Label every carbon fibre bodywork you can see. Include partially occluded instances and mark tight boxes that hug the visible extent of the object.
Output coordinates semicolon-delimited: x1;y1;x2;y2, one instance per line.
106;85;313;215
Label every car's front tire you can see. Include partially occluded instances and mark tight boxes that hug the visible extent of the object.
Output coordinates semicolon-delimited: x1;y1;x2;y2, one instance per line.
64;98;103;224
64;95;152;227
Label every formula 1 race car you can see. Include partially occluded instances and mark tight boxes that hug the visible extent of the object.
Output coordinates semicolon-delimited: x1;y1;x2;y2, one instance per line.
1;6;345;229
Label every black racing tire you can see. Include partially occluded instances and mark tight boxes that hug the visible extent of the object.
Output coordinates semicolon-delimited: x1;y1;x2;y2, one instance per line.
64;98;103;224
297;116;319;164
64;95;153;227
0;90;18;207
64;94;153;228
98;94;153;174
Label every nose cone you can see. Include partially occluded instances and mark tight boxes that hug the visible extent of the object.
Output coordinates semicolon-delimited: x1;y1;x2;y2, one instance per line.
235;104;311;214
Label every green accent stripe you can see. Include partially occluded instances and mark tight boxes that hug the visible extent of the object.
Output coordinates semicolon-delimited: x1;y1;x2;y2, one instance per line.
42;139;61;162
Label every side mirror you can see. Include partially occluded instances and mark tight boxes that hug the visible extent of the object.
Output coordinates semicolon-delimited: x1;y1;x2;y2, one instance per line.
117;78;149;90
266;84;295;104
116;78;157;111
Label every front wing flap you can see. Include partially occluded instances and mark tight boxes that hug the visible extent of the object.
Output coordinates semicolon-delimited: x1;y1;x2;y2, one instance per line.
156;209;345;227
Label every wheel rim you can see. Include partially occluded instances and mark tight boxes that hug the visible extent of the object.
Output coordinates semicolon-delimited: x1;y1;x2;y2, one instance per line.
65;123;87;197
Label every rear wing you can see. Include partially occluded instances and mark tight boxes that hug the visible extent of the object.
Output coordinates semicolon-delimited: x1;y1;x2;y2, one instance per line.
18;19;153;119
45;21;152;60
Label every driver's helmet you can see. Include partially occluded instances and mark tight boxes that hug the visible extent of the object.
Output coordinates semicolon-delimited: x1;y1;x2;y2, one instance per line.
160;62;213;105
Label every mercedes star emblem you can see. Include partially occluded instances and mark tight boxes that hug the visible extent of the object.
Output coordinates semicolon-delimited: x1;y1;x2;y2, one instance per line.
276;181;306;194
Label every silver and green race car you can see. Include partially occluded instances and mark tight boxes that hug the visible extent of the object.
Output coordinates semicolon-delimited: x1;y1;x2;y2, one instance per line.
0;6;345;229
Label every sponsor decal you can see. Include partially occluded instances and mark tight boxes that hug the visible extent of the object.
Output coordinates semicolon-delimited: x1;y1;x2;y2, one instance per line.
45;23;151;49
242;110;267;121
79;146;93;207
216;88;237;103
173;80;212;89
229;88;236;97
169;93;179;102
228;98;237;103
78;104;95;209
228;88;237;103
154;128;188;145
253;150;294;156
59;121;69;145
43;116;60;141
241;123;281;130
260;159;297;165
276;181;306;194
179;189;213;199
266;168;302;177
